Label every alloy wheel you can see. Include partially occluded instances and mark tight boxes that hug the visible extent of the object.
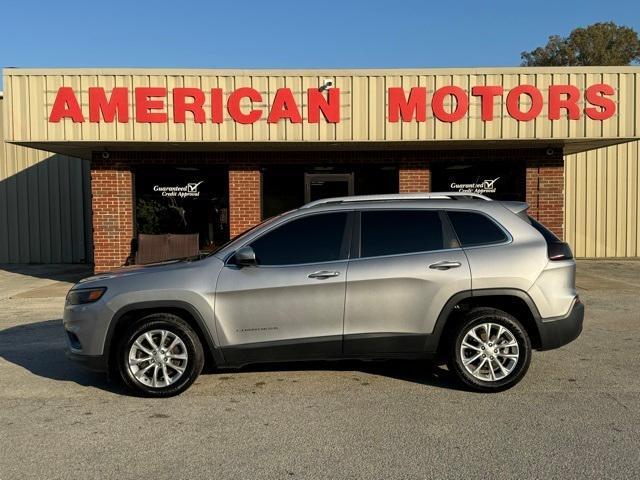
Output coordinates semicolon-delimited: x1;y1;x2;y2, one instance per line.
128;329;189;388
459;322;520;382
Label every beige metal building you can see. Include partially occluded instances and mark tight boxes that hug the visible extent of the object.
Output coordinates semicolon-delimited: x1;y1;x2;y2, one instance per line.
565;140;639;257
0;94;92;263
1;67;639;269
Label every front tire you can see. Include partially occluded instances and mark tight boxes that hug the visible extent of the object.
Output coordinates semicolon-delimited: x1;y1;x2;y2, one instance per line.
116;313;204;397
448;308;531;392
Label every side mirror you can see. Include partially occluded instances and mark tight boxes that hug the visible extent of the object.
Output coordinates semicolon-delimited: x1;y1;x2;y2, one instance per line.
234;246;257;267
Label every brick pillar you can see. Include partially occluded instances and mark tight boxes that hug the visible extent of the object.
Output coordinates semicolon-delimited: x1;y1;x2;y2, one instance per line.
399;161;431;192
229;165;262;237
91;160;134;273
526;157;564;239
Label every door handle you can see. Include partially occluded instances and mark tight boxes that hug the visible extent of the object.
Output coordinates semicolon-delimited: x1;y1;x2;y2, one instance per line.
308;270;340;279
429;261;462;270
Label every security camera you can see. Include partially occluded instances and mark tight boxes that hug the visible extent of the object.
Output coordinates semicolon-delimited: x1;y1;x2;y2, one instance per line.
319;79;333;92
546;148;555;157
101;151;110;159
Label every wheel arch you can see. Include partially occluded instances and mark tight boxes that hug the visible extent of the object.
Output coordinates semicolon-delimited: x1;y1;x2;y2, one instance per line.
105;301;224;373
432;289;543;358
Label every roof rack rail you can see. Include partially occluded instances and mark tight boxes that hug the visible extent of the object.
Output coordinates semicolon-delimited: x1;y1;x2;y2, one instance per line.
302;192;492;208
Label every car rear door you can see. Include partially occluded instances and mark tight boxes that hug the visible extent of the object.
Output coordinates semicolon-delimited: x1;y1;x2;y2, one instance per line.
214;211;352;363
343;209;471;355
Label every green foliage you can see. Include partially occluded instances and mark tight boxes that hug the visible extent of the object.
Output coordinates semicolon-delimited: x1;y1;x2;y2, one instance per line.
136;198;165;234
136;198;185;234
521;22;640;66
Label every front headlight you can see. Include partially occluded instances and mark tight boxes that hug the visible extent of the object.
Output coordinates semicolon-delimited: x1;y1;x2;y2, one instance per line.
66;287;107;305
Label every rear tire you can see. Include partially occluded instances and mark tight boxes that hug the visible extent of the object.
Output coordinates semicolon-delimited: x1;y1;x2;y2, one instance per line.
448;308;531;392
116;313;204;397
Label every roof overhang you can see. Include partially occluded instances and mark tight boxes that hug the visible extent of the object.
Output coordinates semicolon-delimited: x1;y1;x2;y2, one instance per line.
9;138;635;160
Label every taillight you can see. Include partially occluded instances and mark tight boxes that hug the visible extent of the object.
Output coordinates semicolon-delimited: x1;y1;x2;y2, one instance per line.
547;242;573;261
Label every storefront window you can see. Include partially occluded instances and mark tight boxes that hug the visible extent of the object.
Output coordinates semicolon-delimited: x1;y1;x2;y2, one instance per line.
431;160;526;201
134;166;229;251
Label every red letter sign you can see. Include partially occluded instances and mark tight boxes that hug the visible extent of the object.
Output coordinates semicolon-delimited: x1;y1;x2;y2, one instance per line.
173;88;206;123
548;85;581;120
88;87;129;123
49;87;84;122
227;87;263;124
267;88;302;123
506;85;543;121
585;84;616;120
432;86;469;123
308;88;340;123
388;87;426;122
471;86;504;121
135;87;167;123
211;88;224;123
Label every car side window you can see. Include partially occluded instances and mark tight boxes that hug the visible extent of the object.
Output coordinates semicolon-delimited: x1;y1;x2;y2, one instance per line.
360;210;444;258
447;210;508;247
249;212;348;265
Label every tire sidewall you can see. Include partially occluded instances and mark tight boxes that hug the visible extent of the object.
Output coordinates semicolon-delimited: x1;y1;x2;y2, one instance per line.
117;313;204;397
451;309;532;392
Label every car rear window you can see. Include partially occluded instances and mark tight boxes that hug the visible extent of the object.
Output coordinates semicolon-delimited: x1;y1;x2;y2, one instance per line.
447;211;508;247
360;210;444;257
527;215;561;243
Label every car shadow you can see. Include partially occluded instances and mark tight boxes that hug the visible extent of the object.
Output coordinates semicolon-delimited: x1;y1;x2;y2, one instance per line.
0;319;127;395
224;358;464;391
0;319;464;395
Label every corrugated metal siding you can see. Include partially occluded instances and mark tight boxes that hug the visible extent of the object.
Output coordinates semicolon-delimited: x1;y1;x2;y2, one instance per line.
565;141;640;258
4;67;639;144
0;97;92;263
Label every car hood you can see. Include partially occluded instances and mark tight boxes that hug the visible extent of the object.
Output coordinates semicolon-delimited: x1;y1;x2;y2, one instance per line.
75;258;210;286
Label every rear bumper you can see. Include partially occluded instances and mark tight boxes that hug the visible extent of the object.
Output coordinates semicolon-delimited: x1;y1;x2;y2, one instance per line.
537;299;584;350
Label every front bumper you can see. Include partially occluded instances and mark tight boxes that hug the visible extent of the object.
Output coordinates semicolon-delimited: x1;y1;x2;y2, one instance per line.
66;351;108;372
537;299;584;350
63;298;113;371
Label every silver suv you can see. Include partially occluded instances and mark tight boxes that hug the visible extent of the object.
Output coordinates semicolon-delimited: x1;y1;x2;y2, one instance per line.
63;193;583;396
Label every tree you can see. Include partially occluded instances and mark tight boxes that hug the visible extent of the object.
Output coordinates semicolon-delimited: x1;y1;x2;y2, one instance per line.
521;22;640;66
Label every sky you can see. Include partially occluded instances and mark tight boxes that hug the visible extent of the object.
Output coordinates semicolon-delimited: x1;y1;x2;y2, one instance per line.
1;0;639;89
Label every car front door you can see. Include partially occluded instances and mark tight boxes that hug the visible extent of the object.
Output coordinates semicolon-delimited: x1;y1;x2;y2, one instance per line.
215;211;352;364
343;209;471;355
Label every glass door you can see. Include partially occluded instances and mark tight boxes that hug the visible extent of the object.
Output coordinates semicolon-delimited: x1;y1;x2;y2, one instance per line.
304;173;354;203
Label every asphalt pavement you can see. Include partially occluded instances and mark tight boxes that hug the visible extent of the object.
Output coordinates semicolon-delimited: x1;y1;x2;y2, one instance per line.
0;261;639;479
